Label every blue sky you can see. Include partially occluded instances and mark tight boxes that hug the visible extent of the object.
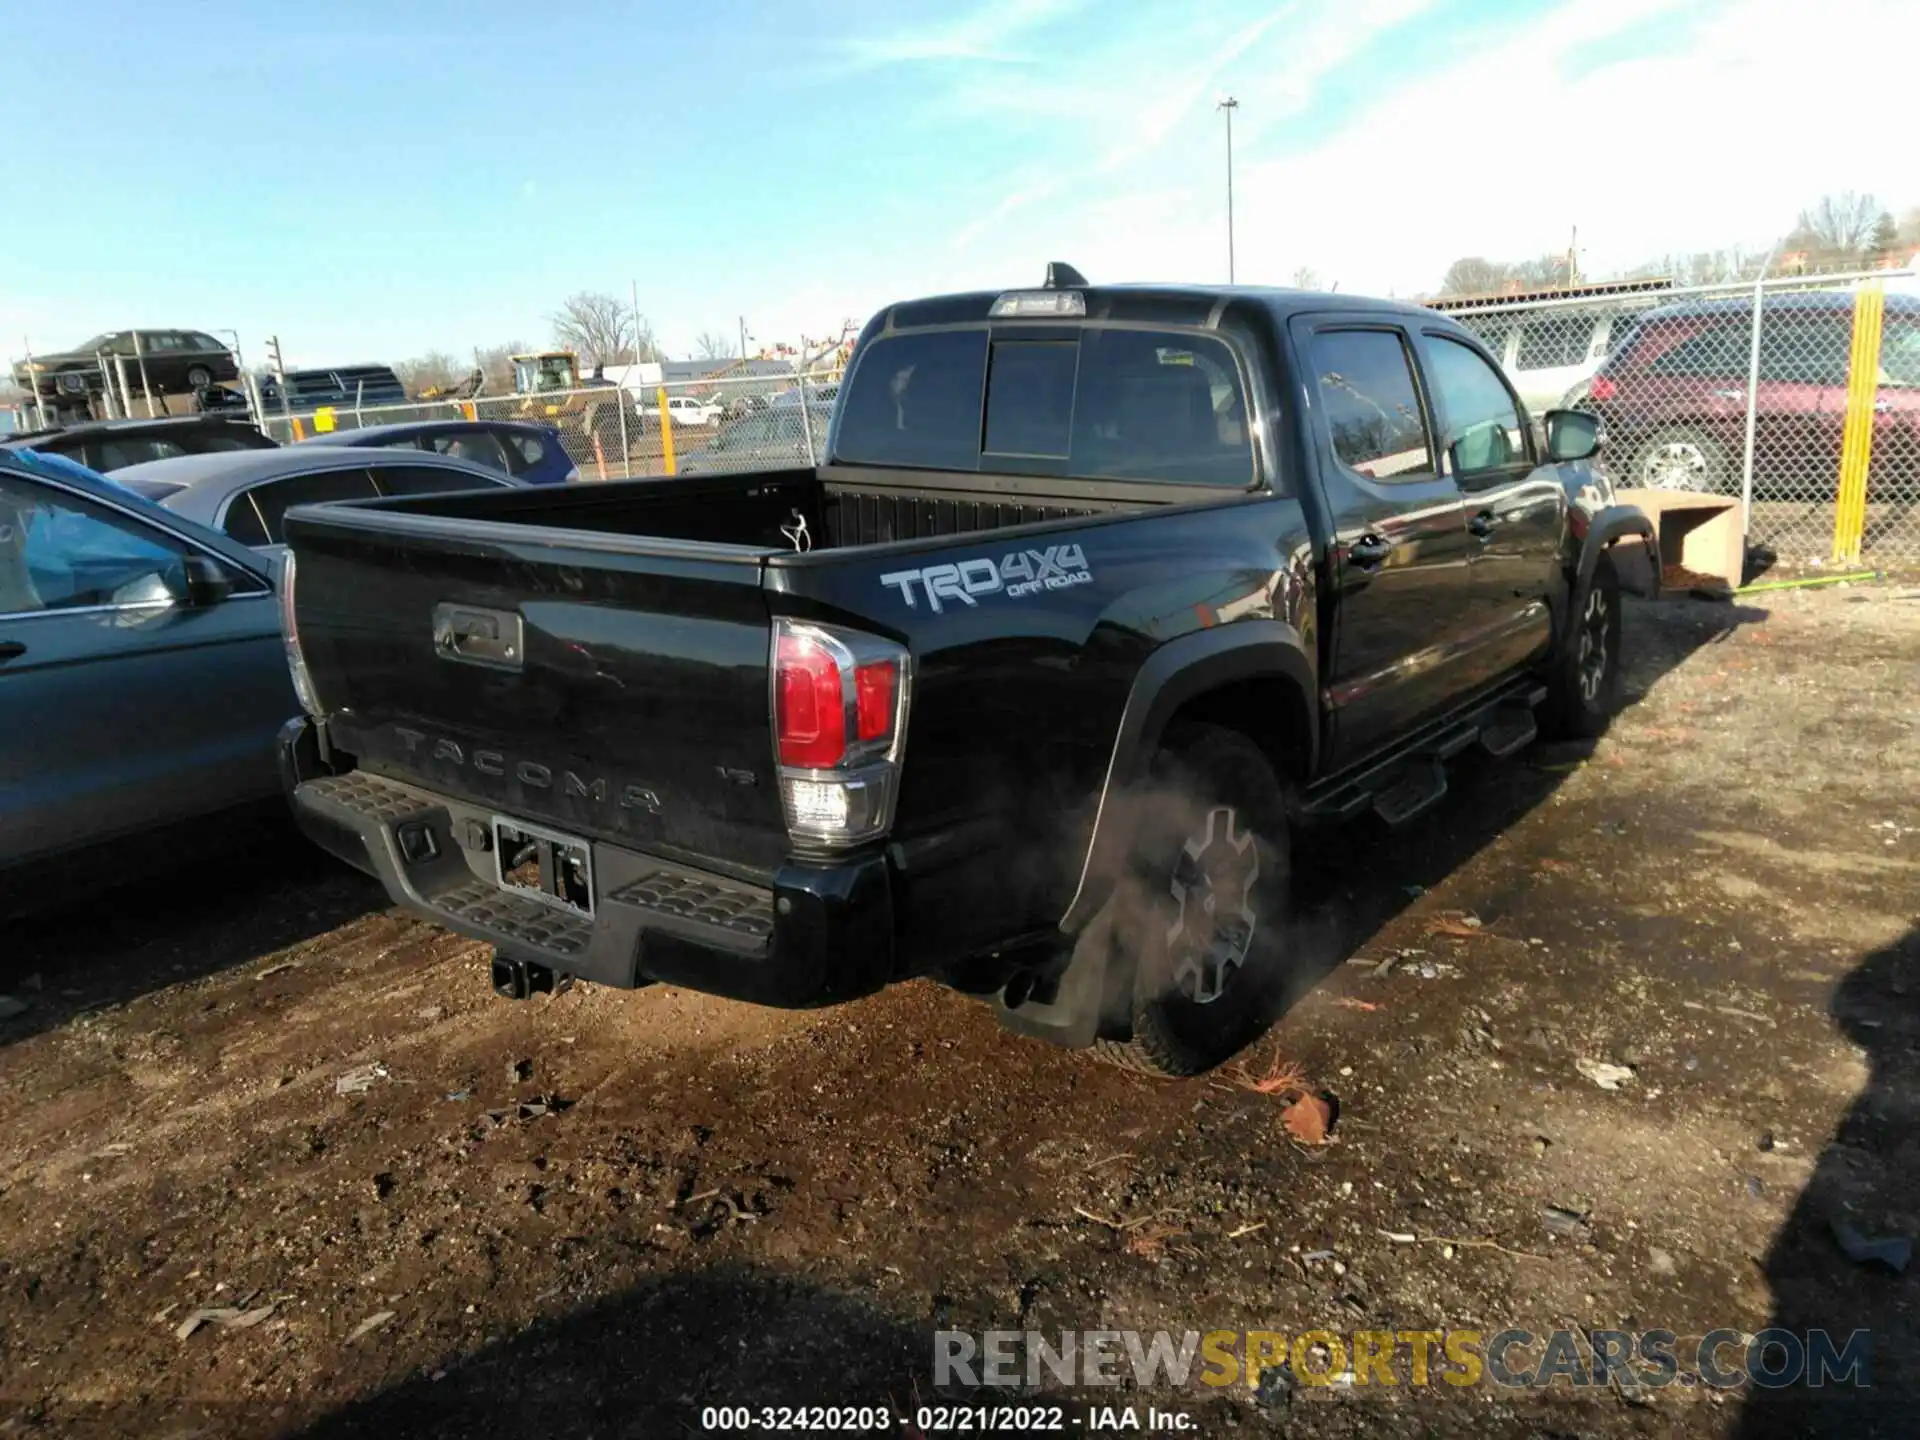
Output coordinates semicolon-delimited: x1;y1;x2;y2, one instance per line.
4;0;1911;372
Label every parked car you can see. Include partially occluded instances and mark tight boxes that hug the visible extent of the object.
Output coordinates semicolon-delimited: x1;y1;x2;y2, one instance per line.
258;365;408;416
1462;309;1624;417
276;270;1655;1077
638;394;722;429
113;447;523;556
294;420;579;486
0;447;293;906
679;404;836;474
10;330;240;416
2;416;278;473
1570;291;1920;494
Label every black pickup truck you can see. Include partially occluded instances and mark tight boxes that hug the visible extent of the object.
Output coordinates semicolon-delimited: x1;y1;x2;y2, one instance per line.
276;269;1656;1076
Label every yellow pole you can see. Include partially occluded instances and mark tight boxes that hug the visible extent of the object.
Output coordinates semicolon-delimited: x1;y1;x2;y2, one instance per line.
1831;283;1884;565
657;386;676;475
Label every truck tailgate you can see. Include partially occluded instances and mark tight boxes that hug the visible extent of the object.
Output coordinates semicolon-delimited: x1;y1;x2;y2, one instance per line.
284;509;788;878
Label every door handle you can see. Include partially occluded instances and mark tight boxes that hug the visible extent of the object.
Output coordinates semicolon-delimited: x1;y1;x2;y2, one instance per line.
1347;534;1394;568
0;641;25;663
1468;511;1496;538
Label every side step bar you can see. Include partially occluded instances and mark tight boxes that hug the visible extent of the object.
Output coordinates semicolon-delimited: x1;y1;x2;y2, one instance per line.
1301;683;1548;829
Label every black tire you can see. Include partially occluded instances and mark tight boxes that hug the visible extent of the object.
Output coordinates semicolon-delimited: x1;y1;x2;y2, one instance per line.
1631;425;1730;493
1541;553;1624;740
1093;723;1296;1078
186;365;214;390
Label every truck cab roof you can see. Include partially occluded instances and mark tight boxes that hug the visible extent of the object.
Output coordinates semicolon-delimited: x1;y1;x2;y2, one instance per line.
874;283;1433;333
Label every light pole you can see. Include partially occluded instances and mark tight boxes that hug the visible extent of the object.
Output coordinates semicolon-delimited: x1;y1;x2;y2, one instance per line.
1217;95;1239;284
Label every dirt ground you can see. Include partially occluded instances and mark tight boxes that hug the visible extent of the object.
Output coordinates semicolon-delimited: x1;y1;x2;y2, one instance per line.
3;584;1918;1439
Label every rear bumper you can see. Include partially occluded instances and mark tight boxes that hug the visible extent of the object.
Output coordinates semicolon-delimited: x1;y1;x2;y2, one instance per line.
278;718;893;1008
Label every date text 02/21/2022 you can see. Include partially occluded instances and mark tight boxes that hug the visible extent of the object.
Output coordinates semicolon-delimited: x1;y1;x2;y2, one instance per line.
698;1402;1195;1431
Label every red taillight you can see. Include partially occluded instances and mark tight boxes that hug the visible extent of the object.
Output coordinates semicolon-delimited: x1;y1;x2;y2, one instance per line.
1588;375;1616;402
855;661;896;742
775;631;846;768
771;619;912;847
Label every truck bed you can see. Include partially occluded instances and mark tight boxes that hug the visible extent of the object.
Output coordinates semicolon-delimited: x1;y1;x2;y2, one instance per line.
311;464;1182;557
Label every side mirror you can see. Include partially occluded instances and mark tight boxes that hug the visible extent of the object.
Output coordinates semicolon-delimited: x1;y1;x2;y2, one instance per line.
180;554;237;607
1544;408;1603;463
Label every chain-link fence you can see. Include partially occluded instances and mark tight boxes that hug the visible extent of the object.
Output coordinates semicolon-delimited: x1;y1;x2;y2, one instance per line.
253;371;840;481
1443;269;1920;566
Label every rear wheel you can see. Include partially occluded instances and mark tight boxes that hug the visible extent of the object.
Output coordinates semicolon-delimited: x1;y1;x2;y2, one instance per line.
186;364;214;390
1094;724;1296;1078
1633;426;1730;493
1541;553;1624;740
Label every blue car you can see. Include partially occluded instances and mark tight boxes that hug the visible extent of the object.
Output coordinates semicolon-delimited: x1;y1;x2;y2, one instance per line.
295;419;578;486
0;448;295;904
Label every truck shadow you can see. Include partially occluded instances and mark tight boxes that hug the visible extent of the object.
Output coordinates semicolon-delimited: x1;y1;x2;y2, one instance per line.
1278;593;1772;1005
277;1264;987;1440
0;813;382;1050
1729;925;1920;1438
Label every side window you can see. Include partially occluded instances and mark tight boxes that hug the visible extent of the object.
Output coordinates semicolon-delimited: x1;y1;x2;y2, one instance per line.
378;437;431;453
506;432;546;471
1308;329;1433;481
370;464;510;497
429;431;510;470
188;333;224;351
1648;324;1746;378
1422;335;1529;475
243;469;380;544
92;437;189;470
222;493;271;547
1881;322;1920;387
0;473;192;614
1758;316;1848;386
1515;318;1595;371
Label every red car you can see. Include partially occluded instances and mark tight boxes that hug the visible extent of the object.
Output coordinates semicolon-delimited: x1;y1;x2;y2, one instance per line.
1570;290;1920;497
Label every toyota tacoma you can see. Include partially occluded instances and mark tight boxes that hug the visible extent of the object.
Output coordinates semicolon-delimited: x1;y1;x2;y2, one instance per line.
275;266;1656;1075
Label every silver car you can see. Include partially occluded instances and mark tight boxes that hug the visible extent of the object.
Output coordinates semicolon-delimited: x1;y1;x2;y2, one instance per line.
112;446;519;557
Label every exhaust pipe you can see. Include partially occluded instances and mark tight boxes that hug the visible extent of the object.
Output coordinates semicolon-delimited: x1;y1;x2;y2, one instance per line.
490;955;571;1001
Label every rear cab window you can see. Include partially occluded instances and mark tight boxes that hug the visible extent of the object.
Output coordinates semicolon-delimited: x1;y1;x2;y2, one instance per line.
833;324;1255;486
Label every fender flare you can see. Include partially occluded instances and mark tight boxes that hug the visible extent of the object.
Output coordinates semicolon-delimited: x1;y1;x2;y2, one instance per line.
1573;503;1658;600
1059;619;1316;934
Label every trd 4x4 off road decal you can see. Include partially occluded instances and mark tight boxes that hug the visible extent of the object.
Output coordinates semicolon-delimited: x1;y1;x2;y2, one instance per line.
880;544;1092;613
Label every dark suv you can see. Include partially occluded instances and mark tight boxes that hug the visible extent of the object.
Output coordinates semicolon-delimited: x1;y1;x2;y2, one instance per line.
1572;291;1920;496
10;330;240;417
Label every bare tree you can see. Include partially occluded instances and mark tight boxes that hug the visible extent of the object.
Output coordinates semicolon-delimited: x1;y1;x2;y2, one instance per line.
694;330;739;362
393;350;462;398
550;291;664;367
1289;266;1322;291
1789;192;1884;258
1440;256;1507;297
1899;208;1920;247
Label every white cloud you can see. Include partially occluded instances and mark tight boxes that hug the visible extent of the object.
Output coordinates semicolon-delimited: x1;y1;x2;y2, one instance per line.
951;0;1917;298
834;0;1086;68
943;0;1438;250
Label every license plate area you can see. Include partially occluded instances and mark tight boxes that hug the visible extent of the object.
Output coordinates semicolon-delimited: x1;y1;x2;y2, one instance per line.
492;816;594;920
